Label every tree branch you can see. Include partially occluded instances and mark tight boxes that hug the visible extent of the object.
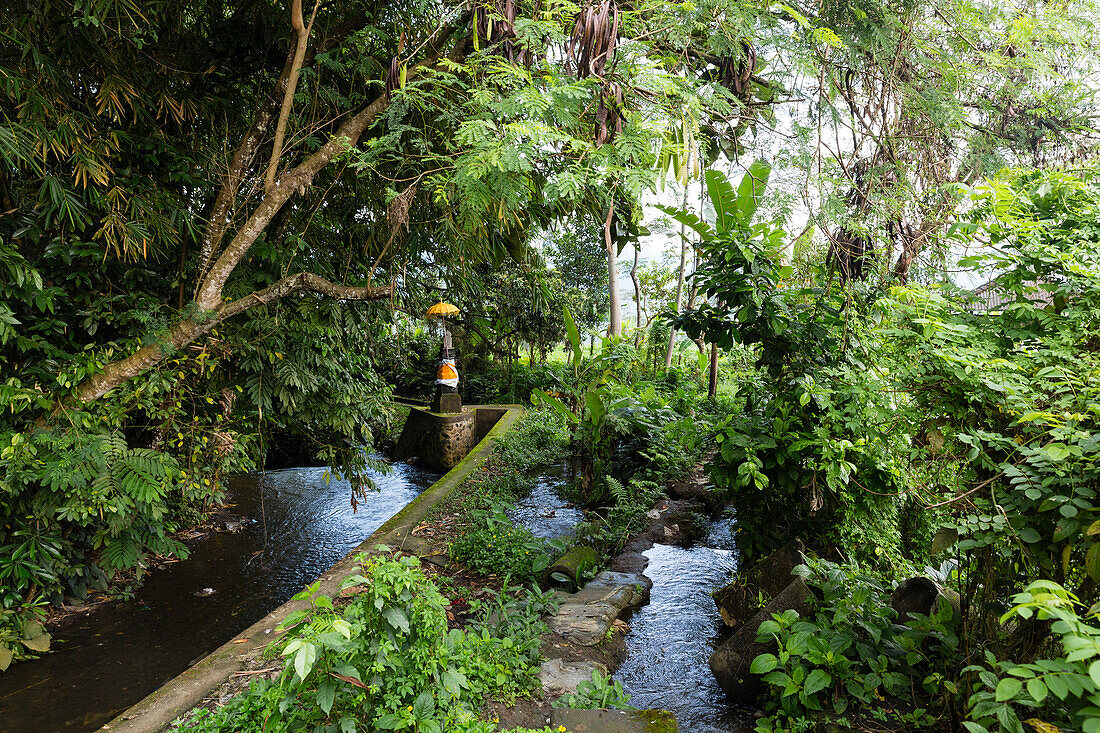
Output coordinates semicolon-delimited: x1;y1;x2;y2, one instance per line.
194;12;469;312
264;0;322;191
219;272;393;321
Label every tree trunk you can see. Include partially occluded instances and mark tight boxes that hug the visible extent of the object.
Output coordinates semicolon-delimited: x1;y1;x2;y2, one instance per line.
63;14;468;407
663;183;690;370
631;242;641;347
605;201;622;337
708;343;718;399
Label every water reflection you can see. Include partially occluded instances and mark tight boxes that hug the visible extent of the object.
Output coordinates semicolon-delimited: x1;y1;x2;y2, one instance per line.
0;461;438;733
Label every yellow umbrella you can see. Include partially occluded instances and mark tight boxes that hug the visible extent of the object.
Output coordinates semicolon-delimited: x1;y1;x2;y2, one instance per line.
426;302;460;318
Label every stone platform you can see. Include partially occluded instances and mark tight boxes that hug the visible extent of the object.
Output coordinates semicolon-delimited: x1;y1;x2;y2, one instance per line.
394;405;508;471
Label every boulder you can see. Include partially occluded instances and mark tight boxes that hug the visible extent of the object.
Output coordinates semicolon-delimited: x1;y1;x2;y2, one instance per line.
608;552;649;575
539;659;608;698
711;538;805;630
547;602;620;646
890;576;961;624
709;576;815;702
744;538;806;601
550;708;677;732
711;581;758;630
555;571;651;611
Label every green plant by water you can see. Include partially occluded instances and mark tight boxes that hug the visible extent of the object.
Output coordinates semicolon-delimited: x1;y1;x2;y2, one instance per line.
173;552;556;733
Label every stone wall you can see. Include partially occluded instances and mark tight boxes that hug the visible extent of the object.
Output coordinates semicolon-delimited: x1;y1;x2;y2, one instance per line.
394;407;479;471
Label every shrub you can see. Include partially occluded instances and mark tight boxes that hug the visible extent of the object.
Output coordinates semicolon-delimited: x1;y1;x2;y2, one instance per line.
173;553;553;733
751;559;958;731
449;504;547;582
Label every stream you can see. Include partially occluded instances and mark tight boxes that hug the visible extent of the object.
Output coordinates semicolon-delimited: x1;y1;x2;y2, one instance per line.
509;469;756;731
0;461;439;733
615;516;757;732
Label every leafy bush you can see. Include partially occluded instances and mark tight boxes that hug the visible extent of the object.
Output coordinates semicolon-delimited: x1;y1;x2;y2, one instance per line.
449;504;548;581
174;553;553;733
551;670;633;709
574;476;665;555
751;559;958;731
963;580;1100;733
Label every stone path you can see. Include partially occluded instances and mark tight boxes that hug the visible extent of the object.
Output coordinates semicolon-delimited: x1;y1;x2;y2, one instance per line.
546;571;651;646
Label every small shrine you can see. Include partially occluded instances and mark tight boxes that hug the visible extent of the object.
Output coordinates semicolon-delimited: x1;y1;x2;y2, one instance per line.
426;301;462;413
394;301;507;471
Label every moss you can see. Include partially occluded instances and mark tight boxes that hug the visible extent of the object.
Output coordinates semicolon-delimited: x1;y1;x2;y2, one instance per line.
635;709;678;732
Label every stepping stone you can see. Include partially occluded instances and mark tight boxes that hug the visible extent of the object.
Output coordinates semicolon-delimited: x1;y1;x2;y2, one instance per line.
547;602;619;646
539;659;608;697
548;571;652;646
554;571;651;611
550;708;677;732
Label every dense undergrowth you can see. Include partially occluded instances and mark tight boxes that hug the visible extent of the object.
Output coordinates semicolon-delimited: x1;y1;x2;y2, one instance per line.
675;169;1100;732
172;552;559;733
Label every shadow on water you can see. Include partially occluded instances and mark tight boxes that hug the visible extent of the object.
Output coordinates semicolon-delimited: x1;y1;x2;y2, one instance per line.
0;460;438;733
506;462;582;541
616;517;758;733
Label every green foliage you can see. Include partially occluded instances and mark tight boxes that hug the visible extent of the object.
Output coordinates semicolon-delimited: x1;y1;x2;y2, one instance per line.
574;476;665;556
963;581;1100;733
449;503;549;582
0;602;50;670
752;559;958;731
173;553;553;733
535;315;709;504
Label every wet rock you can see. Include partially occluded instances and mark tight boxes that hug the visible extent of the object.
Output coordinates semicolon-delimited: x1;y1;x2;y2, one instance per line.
193;587;216;597
712;582;757;629
709;576;814;702
547;602;620;646
668;472;724;513
550;708;678;732
890;576;961;624
744;538;806;601
660;507;708;547
711;538;805;630
608;552;649;575
539;659;608;697
556;571;651;611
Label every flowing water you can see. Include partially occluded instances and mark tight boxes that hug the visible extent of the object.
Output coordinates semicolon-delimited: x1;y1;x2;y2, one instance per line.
616;517;757;732
0;461;438;733
506;464;581;541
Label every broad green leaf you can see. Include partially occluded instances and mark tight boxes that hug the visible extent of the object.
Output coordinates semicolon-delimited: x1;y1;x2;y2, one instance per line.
704;169;738;231
316;681;336;714
804;668;832;696
0;644;11;671
1087;544;1100;582
293;642;318;681
563;305;582;364
750;653;778;674
382;606;410;634
733;159;772;227
996;676;1022;701
1026;676;1048;703
441;668;468;696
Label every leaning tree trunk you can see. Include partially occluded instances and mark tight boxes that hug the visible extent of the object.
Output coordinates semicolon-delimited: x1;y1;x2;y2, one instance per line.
663;183;690;369
631;242;642;347
605;201;622;337
64;10;470;408
707;343;718;399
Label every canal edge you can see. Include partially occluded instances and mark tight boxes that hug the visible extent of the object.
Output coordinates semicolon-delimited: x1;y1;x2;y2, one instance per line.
99;404;524;733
